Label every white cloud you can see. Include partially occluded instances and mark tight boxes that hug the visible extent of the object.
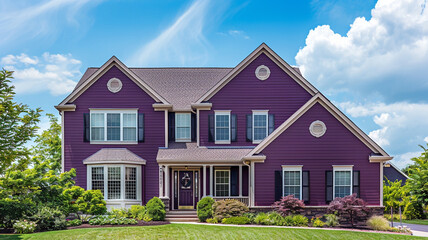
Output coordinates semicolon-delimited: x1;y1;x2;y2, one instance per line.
339;101;428;154
296;0;428;102
228;30;250;39
0;0;101;47
2;53;81;96
425;136;428;143
129;0;227;66
392;151;421;169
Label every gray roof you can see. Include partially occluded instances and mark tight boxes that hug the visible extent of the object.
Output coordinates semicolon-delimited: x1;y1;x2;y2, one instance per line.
157;142;252;164
83;148;147;165
72;66;301;111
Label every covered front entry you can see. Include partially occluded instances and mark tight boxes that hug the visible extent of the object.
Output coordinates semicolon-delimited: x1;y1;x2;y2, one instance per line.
172;169;200;209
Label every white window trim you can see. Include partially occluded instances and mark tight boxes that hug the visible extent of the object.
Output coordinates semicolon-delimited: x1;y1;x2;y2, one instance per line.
282;165;303;200
214;110;231;144
87;164;142;202
90;109;138;144
175;113;191;142
333;165;353;198
214;169;231;197
252;110;269;144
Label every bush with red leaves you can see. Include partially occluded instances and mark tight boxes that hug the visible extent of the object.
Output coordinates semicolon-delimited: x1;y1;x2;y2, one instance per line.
327;194;370;227
273;195;305;216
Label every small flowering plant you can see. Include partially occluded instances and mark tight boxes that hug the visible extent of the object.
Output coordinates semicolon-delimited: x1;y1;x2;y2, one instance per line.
13;220;37;234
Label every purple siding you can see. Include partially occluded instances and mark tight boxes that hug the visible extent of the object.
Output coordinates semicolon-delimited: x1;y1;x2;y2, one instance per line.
200;53;312;146
255;103;381;206
63;66;164;203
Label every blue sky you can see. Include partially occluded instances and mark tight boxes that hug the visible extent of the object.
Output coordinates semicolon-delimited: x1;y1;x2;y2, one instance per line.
1;0;427;168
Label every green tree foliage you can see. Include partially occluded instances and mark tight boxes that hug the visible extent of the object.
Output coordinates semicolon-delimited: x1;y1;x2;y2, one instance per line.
32;113;62;174
76;190;107;215
406;144;428;208
383;178;409;213
0;69;42;173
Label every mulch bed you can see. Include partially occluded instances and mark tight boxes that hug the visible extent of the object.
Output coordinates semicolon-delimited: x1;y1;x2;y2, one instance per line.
66;220;169;230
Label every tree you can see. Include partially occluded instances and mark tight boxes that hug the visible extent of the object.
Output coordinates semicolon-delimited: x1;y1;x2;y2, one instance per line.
32;114;62;174
406;144;428;213
383;178;409;213
0;69;41;173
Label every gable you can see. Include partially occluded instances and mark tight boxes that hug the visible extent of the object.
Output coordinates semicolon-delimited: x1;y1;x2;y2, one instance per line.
196;43;318;103
249;93;390;158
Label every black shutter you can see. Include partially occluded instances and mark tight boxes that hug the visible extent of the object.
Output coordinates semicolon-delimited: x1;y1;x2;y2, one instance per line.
246;114;252;142
191;113;196;141
83;113;90;142
302;171;310;204
138;113;144;142
231;167;239;196
353;170;360;198
274;170;283;201
208;114;214;142
326;171;333;203
268;114;275;135
168;112;175;141
231;114;237;142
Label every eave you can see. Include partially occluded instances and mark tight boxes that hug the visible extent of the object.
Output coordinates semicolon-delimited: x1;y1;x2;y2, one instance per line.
54;104;76;111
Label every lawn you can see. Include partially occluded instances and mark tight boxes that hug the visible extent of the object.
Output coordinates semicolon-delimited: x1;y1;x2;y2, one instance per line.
402;219;428;225
0;223;423;240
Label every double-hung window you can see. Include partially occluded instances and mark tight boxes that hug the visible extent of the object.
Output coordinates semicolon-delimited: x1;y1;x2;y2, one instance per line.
282;165;302;200
175;113;191;142
215;169;230;197
90;110;137;143
333;166;353;198
253;110;268;144
88;165;140;201
215;111;231;144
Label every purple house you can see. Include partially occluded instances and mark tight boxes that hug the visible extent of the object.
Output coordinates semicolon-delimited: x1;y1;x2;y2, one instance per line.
55;43;392;213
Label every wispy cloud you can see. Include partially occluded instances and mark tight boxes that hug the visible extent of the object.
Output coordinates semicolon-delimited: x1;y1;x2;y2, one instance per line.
0;0;101;48
129;0;227;66
220;30;250;39
1;53;81;96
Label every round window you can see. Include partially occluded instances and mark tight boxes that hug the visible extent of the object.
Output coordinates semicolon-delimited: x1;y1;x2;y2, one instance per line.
255;65;271;80
107;78;122;93
309;120;326;138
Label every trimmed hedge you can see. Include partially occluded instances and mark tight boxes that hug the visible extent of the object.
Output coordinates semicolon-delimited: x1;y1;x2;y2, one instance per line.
197;197;215;222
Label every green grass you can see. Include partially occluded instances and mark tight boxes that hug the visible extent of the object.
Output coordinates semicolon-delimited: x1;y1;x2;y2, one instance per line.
402;219;428;225
0;223;423;240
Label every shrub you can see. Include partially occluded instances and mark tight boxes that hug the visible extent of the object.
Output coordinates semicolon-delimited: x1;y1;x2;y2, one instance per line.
212;199;249;220
242;212;256;224
283;215;294;226
206;218;218;224
13;220;37;234
29;206;66;231
311;217;325;228
0;198;36;228
254;212;272;225
110;208;130;218
268;212;285;226
146;197;166;221
197;197;215;222
366;216;391;231
273;195;305;216
76;190;107;215
65;219;82;227
292;215;309;226
129;205;146;220
404;201;426;220
383;214;406;221
221;216;250;225
88;215;137;225
324;214;339;227
61;186;85;214
327;193;370;227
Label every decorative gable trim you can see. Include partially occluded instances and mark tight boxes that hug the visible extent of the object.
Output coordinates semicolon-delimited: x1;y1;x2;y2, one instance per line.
195;43;319;103
58;56;169;106
247;93;391;158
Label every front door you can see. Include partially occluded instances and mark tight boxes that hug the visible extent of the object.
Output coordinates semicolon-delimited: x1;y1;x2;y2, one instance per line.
179;171;193;209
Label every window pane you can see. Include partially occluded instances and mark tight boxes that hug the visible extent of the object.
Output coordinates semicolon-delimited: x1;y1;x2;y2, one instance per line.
253;114;267;141
254;114;267;127
215;114;230;142
215;170;230;197
334;171;351;198
123;113;136;127
91;113;105;141
108;167;121;199
123;127;136;141
216;115;229;127
91;113;104;127
107;113;120;141
283;170;301;199
125;167;137;200
91;127;104;141
176;114;191;140
92;167;104;195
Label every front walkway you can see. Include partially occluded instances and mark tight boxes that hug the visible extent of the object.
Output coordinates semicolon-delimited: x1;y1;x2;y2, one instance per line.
170;222;417;237
392;222;428;237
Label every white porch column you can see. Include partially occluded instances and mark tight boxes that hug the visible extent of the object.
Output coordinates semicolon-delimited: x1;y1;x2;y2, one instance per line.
250;161;255;207
164;165;169;198
203;165;207;197
159;165;164;197
209;165;214;196
239;165;243;197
